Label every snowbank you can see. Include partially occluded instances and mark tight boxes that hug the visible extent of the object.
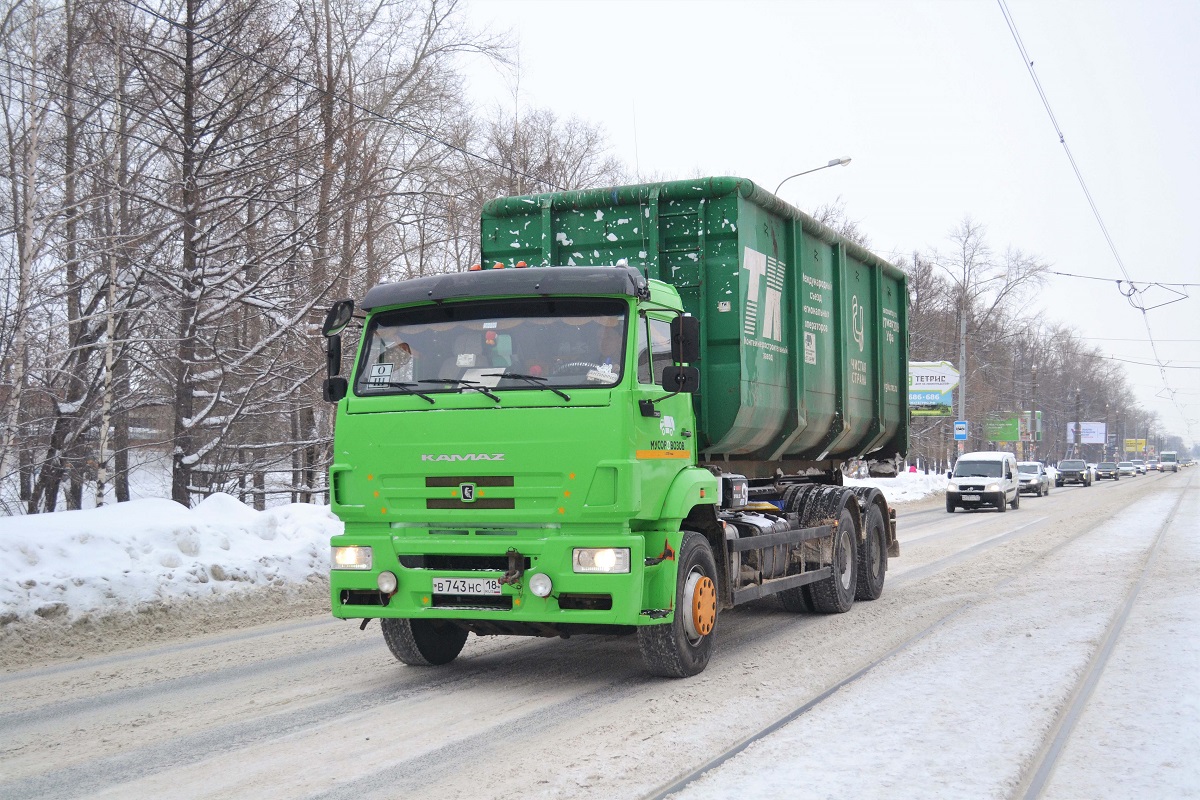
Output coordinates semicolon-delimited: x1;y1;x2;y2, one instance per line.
0;494;342;625
845;470;948;505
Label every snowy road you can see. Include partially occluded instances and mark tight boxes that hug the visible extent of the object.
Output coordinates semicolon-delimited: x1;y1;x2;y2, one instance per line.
1;471;1196;799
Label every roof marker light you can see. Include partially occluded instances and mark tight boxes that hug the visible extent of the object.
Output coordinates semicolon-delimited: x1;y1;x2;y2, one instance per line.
493;261;505;269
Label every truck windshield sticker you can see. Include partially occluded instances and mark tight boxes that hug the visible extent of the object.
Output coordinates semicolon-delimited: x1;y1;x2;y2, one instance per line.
368;363;393;384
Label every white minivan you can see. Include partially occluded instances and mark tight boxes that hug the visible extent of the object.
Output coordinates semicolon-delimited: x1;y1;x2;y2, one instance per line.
946;451;1021;513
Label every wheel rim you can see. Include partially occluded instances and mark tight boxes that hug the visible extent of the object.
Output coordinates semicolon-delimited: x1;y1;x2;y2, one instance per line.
870;527;884;578
837;527;854;591
683;568;716;643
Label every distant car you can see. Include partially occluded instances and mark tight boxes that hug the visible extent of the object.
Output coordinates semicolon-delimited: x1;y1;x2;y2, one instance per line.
1017;462;1051;496
1056;459;1092;487
1117;461;1136;477
1147;460;1160;472
1095;462;1120;480
1131;459;1146;474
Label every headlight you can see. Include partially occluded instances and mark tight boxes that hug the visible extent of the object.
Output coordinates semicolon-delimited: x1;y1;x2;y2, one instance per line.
331;545;372;570
572;548;631;573
986;483;1000;492
947;486;959;494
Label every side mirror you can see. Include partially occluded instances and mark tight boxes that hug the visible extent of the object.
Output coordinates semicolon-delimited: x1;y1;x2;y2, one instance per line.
323;377;348;402
670;314;700;364
322;299;354;337
660;366;700;394
326;335;342;377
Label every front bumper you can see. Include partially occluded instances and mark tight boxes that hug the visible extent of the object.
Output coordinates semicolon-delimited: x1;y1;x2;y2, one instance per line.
330;525;673;628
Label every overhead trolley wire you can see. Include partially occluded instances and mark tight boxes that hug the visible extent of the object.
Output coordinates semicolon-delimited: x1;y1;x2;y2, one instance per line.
997;0;1192;436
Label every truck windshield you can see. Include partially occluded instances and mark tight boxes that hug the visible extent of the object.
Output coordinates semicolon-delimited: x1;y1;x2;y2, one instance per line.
953;461;1002;478
354;297;628;396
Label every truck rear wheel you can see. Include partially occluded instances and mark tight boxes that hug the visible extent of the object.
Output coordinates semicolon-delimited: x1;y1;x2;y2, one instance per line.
638;531;718;678
381;618;468;666
809;492;859;614
855;501;887;601
779;485;821;612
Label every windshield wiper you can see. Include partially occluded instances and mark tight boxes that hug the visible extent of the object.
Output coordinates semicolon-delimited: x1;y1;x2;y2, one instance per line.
482;372;571;402
419;378;501;404
378;382;435;403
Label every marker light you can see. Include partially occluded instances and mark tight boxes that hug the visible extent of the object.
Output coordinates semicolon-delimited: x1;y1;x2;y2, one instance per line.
572;548;631;574
528;573;553;597
468;263;481;271
493;261;505;269
515;261;527;268
377;571;398;594
331;546;372;570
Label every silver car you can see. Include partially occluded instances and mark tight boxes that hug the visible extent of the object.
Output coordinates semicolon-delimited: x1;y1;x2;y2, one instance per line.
1017;461;1051;496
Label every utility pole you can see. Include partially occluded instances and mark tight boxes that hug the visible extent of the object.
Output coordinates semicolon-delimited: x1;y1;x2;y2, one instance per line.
1031;365;1039;462
957;298;968;455
1080;391;1089;460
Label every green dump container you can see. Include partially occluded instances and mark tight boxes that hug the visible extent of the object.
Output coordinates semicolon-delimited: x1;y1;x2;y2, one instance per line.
480;177;907;470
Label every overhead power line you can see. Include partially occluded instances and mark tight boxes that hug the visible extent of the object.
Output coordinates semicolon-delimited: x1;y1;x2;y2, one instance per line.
997;0;1191;436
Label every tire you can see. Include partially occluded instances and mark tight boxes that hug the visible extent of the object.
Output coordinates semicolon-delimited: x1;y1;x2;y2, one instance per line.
946;498;956;513
779;484;822;613
1010;489;1020;509
809;495;859;614
855;501;887;601
638;531;718;678
381;618;469;666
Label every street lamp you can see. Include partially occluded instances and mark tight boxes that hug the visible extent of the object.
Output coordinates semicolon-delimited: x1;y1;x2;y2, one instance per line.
774;158;852;195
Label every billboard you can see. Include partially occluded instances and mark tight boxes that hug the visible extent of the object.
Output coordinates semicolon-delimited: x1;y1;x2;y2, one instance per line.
1065;422;1107;445
1125;438;1147;452
909;361;957;416
986;415;1021;442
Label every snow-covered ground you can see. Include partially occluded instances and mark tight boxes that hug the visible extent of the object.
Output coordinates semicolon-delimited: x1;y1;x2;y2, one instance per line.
0;494;341;626
0;472;947;626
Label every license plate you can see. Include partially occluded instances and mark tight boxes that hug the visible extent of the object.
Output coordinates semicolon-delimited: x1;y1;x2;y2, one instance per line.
961;494;980;501
432;577;501;595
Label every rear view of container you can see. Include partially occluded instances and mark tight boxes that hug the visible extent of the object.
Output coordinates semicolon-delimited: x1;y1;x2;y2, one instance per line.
481;176;908;479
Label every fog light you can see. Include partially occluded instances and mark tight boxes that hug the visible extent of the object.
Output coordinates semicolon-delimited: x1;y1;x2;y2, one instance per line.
377;571;398;594
528;573;553;597
572;548;631;573
331;546;372;570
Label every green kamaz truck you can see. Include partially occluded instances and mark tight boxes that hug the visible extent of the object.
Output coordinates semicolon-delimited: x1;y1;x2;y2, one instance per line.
321;177;907;677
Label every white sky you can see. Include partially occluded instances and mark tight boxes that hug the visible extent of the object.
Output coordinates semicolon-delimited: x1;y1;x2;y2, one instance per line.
461;0;1200;450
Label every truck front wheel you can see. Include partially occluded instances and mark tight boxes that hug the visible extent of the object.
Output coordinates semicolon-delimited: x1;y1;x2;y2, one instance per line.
381;618;468;666
638;531;718;678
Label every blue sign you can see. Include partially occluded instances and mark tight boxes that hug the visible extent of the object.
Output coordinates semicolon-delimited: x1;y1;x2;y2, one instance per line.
954;420;968;441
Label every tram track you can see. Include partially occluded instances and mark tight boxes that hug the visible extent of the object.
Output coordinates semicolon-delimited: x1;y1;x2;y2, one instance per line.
1016;471;1191;798
645;475;1191;799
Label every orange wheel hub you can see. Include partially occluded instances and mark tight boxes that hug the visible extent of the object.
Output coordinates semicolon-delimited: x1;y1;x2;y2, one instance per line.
691;575;716;636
